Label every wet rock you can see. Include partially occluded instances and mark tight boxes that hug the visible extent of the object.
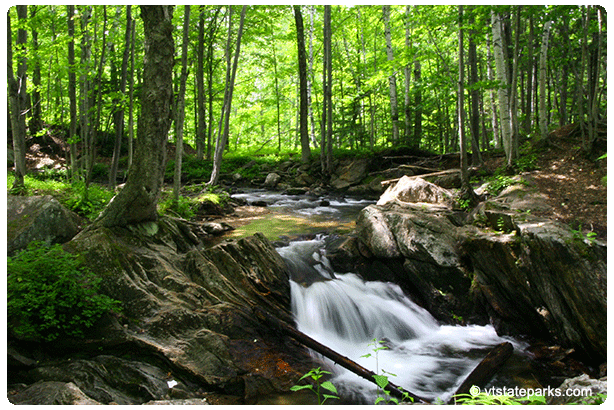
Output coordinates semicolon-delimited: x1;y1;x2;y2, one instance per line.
264;172;281;188
354;176;607;362
9;218;312;404
547;374;607;404
9;381;101;405
7;195;82;255
330;158;369;190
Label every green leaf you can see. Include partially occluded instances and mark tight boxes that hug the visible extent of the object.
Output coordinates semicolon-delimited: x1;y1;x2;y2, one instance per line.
321;381;338;394
290;384;313;392
373;374;389;389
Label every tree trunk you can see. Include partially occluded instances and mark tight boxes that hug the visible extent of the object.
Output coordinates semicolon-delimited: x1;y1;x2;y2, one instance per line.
29;6;42;137
294;6;311;164
195;6;206;161
486;34;500;149
67;5;78;179
90;6;108;186
403;6;412;146
127;12;136;170
538;20;552;141
94;5;175;228
467;7;482;165
7;6;28;192
208;5;247;187
458;6;477;205
79;7;92;180
109;6;132;188
173;6;190;201
491;10;513;168
383;5;399;143
321;5;332;174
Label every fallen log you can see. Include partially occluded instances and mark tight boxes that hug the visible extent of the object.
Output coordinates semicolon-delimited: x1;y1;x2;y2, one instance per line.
450;341;514;402
381;168;461;187
252;306;429;404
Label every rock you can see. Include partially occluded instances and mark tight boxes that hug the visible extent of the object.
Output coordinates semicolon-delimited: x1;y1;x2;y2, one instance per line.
330;158;369;190
9;381;101;405
294;172;315;187
547;374;607;405
43;218;311;403
377;176;455;208
201;221;234;235
7;195;82;255
354;176;607;361
144;398;209;405
264;172;281;188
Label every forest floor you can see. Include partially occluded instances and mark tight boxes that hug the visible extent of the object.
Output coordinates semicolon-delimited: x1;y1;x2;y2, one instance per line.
480;124;607;242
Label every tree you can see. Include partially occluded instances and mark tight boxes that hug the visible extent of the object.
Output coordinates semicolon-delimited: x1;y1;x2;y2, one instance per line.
94;5;175;228
538;19;553;141
208;5;247;186
294;5;311;164
173;6;191;201
7;6;28;192
382;5;399;143
458;6;478;204
491;9;514;169
320;5;333;174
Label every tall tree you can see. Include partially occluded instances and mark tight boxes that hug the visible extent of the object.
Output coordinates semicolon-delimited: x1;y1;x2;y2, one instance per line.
321;5;333;174
294;5;311;164
94;5;175;228
491;9;514;169
467;7;482;165
67;5;78;179
208;5;247;186
538;19;553;141
109;6;132;188
195;6;206;160
382;5;399;143
7;6;28;192
173;6;190;201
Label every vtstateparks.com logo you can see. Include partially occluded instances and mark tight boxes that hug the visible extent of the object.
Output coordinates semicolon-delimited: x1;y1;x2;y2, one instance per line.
469;384;595;399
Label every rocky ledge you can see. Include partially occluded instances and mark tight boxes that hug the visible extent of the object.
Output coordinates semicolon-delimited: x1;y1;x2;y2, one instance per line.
8;217;313;405
328;176;606;366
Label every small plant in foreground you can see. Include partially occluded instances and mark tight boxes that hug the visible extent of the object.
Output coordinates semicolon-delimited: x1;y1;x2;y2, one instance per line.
7;242;122;342
290;367;339;405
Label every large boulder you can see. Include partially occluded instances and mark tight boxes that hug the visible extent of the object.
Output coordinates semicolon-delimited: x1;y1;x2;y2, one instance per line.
9;218;312;404
330;158;369;190
350;176;607;363
7;195;82;255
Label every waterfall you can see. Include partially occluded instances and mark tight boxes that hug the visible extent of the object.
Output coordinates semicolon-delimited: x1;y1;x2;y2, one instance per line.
277;237;521;403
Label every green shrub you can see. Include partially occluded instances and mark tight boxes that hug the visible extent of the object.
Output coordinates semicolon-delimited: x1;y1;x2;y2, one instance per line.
7;242;121;342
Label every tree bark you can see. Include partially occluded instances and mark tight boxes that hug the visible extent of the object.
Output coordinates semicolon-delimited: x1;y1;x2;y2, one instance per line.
321;5;332;174
7;6;28;191
208;5;247;187
173;6;190;201
294;6;311;164
67;5;78;179
383;5;399;143
94;5;175;228
195;6;206;161
467;7;482;166
491;10;513;168
538;20;552;141
451;342;514;401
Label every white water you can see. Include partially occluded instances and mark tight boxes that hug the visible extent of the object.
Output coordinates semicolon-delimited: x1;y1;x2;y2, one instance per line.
277;237;522;403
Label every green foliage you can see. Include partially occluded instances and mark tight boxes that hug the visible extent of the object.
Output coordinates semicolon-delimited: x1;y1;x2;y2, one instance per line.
290;367;340;405
570;224;597;245
485;174;522;197
157;187;229;220
7;174;114;220
7;242;122;342
453;392;546;405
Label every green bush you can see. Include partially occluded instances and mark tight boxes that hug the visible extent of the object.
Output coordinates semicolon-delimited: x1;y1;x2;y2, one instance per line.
7;242;121;342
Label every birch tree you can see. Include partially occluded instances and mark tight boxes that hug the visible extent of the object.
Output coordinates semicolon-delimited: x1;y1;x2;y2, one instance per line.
382;5;399;143
491;9;514;168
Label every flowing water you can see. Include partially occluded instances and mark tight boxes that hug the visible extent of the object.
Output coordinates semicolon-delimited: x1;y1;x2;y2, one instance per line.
231;190;532;403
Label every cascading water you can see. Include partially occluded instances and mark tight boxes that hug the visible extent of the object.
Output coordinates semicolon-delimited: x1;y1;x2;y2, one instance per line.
277;237;524;403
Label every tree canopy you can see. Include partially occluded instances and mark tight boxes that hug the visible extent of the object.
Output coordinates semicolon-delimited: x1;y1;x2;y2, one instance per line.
7;5;607;188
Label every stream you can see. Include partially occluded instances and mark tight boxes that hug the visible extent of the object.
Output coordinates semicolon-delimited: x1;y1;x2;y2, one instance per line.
229;189;534;404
